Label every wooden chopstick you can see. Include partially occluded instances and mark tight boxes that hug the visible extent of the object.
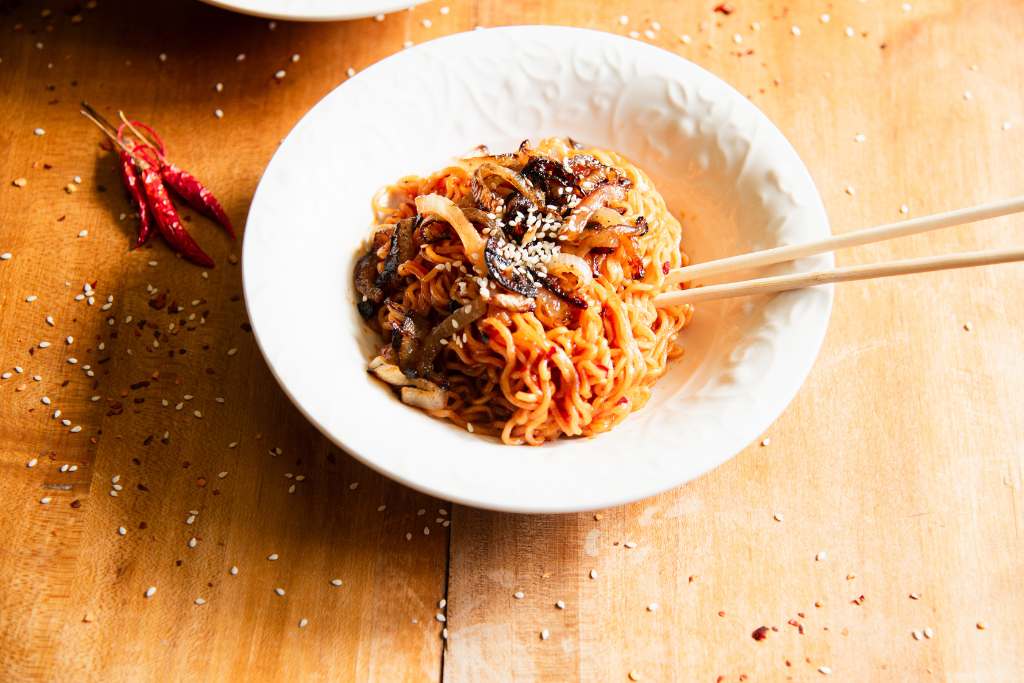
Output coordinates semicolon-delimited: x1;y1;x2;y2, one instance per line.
663;195;1024;285
654;246;1024;307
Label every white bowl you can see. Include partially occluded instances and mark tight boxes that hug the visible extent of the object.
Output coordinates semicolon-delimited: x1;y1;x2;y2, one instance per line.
243;26;833;513
198;0;423;22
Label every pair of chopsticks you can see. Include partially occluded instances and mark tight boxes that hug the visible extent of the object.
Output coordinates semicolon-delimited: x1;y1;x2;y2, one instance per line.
654;196;1024;307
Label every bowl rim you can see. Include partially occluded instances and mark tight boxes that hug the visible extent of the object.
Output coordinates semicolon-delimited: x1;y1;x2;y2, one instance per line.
242;25;833;513
197;0;425;22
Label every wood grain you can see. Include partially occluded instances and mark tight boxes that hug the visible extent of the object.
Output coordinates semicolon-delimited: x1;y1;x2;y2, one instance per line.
1;1;1022;681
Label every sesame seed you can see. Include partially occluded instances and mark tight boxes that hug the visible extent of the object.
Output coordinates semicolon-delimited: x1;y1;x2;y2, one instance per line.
909;592;921;600
377;505;386;512
298;618;309;628
732;33;742;44
236;53;246;61
374;13;384;21
349;482;359;490
144;586;157;598
227;347;238;356
589;569;598;579
817;667;832;676
25;295;37;302
845;26;855;37
27;458;38;468
230;566;239;576
330;578;343;586
435;613;446;622
34;127;45;136
41;396;51;405
624;541;637;549
274;69;286;80
629;672;641;681
963;322;973;332
844;185;856;196
423;526;430;535
39;340;51;348
267;553;279;561
194;597;206;605
421;18;432;28
540;629;550;640
760;437;771;446
791;25;801;36
923;627;934;639
66;336;73;344
820;13;830;23
773;512;784;522
854;133;866;143
193;410;202;419
514;591;525;600
215;82;223;92
214;108;224;119
643;29;655;40
274;587;285;596
900;204;909;215
912;629;923;640
1002;121;1013;131
555;600;565;609
815;551;827;561
405;532;412;541
0;252;11;260
40;496;52;505
976;621;987;630
291;53;300;63
440;6;449;14
78;229;88;238
268;21;276;29
346;67;356;78
117;526;127;536
647;603;659;612
963;90;973;101
618;15;628;25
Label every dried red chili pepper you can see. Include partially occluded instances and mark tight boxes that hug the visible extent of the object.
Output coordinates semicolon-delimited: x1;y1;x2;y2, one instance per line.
139;167;215;268
117;119;234;239
160;164;235;238
118;150;152;247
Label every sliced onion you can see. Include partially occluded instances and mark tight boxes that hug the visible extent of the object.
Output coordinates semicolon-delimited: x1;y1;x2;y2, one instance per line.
400;385;447;411
415;194;486;268
546;252;593;289
562;184;628;239
472;162;546;212
492;292;536;312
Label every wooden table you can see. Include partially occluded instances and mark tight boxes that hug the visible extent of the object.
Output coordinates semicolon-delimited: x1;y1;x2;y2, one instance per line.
2;1;1022;680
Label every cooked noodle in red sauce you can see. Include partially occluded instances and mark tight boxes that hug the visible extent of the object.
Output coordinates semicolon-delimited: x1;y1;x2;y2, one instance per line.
353;138;693;445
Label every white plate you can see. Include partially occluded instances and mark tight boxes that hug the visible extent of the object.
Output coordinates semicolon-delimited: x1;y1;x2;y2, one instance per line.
198;0;423;21
243;26;833;513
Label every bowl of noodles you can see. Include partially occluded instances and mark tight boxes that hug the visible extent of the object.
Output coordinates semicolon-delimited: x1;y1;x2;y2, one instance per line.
243;26;833;512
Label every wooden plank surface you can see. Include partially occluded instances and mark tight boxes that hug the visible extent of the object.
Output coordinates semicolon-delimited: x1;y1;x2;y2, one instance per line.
1;1;1022;681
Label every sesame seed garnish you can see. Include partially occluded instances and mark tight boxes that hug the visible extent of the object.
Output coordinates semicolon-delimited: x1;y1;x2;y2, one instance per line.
188;537;198;548
290;53;300;63
820;13;830;23
589;569;598;580
773;512;784;522
236;53;246;61
628;672;641;681
26;295;37;302
40;496;52;505
194;597;206;605
439;6;449;15
909;592;921;600
976;621;987;630
27;458;38;468
374;13;384;21
845;26;855;37
815;551;827;561
349;482;359;490
817;666;832;676
38;340;51;348
963;90;973;101
227;347;238;356
900;204;910;215
923;627;934;639
346;67;356;78
911;629;923;640
435;613;446;622
421;18;432;28
144;586;157;598
760;437;771;446
298;618;309;628
791;25;801;36
540;628;550;640
1002;121;1013;131
514;591;525;600
963;322;973;332
274;587;285;596
853;133;866;143
215;82;224;92
0;252;11;260
118;526;127;536
41;396;51;406
405;532;412;541
230;566;239;576
267;553;279;561
214;108;224;119
274;69;286;80
34;127;45;136
330;578;343;587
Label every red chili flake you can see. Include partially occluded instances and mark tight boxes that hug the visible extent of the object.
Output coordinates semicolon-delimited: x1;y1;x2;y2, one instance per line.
596;364;610;372
718;611;726;617
662;261;670;274
751;626;769;641
616;397;628;405
714;3;735;14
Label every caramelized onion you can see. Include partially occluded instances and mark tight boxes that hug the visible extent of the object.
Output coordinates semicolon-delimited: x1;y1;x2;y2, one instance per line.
471;162;545;213
546;252;593;289
562;183;628;239
415;298;487;376
415;194;486;268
